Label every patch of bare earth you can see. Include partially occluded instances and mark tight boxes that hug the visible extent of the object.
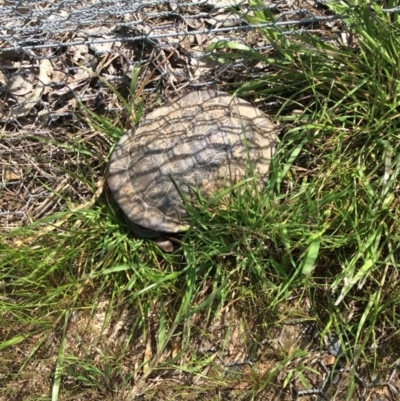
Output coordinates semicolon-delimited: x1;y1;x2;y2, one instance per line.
1;293;399;400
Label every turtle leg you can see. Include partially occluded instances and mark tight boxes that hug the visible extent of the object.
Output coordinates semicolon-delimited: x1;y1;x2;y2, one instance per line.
125;198;189;235
124;214;181;253
154;238;174;253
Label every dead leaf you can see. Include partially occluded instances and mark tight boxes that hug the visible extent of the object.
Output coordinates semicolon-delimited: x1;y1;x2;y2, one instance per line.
0;59;52;120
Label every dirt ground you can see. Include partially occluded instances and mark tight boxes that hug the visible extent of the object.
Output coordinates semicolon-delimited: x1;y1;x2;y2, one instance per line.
1;1;400;400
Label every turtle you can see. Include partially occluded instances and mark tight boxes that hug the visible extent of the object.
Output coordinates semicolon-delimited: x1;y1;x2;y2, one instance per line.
107;88;278;240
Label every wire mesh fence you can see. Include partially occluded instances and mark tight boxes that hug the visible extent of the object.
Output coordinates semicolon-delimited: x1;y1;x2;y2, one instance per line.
0;0;341;54
1;1;400;123
0;0;352;124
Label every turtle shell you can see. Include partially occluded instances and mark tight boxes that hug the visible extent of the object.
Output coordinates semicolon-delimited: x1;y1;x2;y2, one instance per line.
107;89;278;237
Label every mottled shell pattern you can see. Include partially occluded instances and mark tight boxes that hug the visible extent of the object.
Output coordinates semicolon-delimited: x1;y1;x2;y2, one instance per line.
107;89;278;237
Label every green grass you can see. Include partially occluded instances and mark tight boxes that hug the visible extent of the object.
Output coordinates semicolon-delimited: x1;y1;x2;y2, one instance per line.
2;1;400;400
